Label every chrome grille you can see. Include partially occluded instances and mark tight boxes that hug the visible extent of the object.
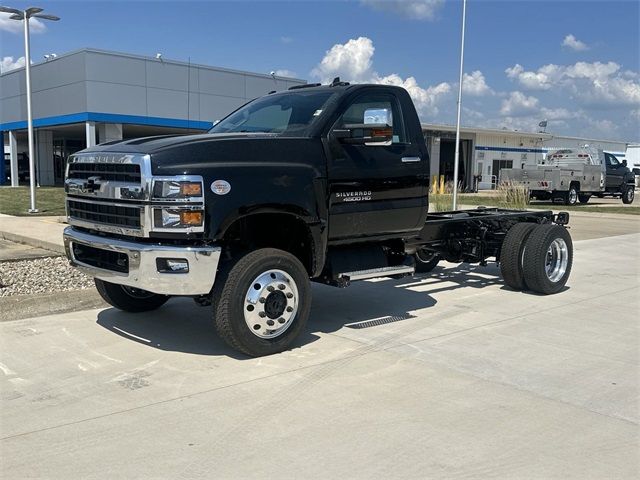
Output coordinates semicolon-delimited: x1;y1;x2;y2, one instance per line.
67;200;141;229
67;162;141;183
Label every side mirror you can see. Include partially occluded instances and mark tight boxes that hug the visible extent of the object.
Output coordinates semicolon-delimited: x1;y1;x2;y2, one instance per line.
622;159;628;167
333;123;393;145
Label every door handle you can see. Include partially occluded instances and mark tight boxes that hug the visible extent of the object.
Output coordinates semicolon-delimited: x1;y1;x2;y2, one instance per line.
401;156;421;163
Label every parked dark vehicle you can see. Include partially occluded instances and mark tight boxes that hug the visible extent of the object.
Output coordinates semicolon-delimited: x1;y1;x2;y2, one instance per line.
63;81;573;357
3;152;30;183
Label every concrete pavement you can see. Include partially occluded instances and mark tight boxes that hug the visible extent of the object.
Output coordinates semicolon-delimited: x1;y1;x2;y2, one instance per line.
1;233;638;479
0;215;66;254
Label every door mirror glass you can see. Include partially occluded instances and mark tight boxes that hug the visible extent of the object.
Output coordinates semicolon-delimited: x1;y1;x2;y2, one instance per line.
363;107;391;126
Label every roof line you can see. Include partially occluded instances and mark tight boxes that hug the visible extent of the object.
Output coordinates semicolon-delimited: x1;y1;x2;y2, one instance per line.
0;47;307;83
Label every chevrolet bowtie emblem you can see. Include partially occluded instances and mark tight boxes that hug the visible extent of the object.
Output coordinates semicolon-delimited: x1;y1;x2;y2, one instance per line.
82;176;102;193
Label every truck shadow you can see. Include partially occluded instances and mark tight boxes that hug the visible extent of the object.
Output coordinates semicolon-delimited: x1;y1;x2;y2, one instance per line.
96;263;505;358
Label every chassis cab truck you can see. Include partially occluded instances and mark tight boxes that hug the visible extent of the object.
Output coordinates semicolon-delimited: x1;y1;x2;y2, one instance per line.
63;81;573;357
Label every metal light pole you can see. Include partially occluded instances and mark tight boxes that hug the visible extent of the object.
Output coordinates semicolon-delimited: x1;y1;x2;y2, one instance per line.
452;0;467;210
0;6;59;213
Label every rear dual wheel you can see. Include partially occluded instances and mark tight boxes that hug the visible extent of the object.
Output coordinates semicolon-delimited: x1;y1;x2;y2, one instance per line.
500;224;572;294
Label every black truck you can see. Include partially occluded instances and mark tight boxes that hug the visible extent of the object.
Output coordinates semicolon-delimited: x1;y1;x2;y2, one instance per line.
63;80;573;357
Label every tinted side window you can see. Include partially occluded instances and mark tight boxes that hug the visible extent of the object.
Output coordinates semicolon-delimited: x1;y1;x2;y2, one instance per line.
338;93;408;144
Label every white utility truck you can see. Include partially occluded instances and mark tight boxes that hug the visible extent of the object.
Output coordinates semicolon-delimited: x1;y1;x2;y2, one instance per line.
500;147;635;205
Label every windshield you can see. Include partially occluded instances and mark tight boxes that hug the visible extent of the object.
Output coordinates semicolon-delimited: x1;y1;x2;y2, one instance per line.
209;90;336;136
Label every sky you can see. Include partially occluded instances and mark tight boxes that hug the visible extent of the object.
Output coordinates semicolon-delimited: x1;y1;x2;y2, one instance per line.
1;0;639;141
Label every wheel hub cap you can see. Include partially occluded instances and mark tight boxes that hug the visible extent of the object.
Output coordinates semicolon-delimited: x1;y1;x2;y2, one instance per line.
545;238;569;283
244;269;298;339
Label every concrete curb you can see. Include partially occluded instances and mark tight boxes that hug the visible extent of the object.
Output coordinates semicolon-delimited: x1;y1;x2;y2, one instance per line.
0;230;65;255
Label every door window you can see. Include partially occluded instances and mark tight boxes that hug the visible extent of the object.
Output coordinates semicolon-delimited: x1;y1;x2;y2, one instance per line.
337;93;408;144
605;153;620;167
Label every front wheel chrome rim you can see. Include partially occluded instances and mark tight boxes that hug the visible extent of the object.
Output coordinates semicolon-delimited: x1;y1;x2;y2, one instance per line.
545;238;569;282
244;269;298;339
416;250;437;263
569;189;577;204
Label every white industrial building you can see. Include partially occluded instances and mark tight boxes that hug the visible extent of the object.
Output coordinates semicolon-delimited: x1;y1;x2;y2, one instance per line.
422;123;630;190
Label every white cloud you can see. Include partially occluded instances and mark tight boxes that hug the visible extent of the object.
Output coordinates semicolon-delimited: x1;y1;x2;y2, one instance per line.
462;71;492;96
0;56;25;72
273;69;298;78
500;91;540;116
280;36;293;44
312;36;451;116
562;34;589;52
505;61;640;107
0;12;46;34
312;37;374;84
360;0;444;20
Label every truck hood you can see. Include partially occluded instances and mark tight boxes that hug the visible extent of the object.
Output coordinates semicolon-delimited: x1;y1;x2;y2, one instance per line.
80;132;280;155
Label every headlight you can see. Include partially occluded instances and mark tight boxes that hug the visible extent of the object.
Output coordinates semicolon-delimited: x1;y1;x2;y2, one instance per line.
153;180;203;199
154;208;203;229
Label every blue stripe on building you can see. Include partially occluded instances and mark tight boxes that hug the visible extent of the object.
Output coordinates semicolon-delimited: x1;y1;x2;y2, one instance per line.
0;112;213;132
475;146;545;154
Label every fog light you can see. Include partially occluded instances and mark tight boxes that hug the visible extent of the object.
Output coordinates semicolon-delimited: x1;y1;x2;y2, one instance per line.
156;258;189;273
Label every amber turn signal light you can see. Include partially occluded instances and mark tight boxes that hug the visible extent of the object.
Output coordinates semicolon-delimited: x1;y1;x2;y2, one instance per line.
180;182;202;196
180;211;203;226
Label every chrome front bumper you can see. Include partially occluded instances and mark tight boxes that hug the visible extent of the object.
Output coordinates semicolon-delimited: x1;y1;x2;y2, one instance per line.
63;227;221;295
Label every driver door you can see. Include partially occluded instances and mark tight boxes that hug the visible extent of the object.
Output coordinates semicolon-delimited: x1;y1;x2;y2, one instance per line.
326;91;428;241
605;153;623;190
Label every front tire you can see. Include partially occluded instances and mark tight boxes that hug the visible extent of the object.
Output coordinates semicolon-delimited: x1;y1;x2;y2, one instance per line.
414;249;440;273
212;248;311;357
95;279;169;312
622;186;635;204
522;225;573;295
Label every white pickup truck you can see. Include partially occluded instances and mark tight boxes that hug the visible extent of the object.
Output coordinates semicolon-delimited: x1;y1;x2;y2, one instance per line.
500;148;635;205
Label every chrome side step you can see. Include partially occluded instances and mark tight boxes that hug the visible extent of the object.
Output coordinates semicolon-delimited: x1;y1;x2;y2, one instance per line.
338;265;415;282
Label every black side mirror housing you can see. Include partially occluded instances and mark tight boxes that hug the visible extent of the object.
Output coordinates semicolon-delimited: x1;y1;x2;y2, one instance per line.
622;159;628;167
333;123;393;145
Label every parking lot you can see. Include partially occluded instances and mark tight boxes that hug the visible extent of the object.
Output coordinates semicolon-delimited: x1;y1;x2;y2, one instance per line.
1;215;639;479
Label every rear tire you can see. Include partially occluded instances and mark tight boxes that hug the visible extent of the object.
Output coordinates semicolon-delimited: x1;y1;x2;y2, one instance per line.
414;249;440;273
564;185;578;205
622;186;635;204
522;225;573;295
212;248;311;357
578;194;591;204
499;223;537;290
95;279;169;312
